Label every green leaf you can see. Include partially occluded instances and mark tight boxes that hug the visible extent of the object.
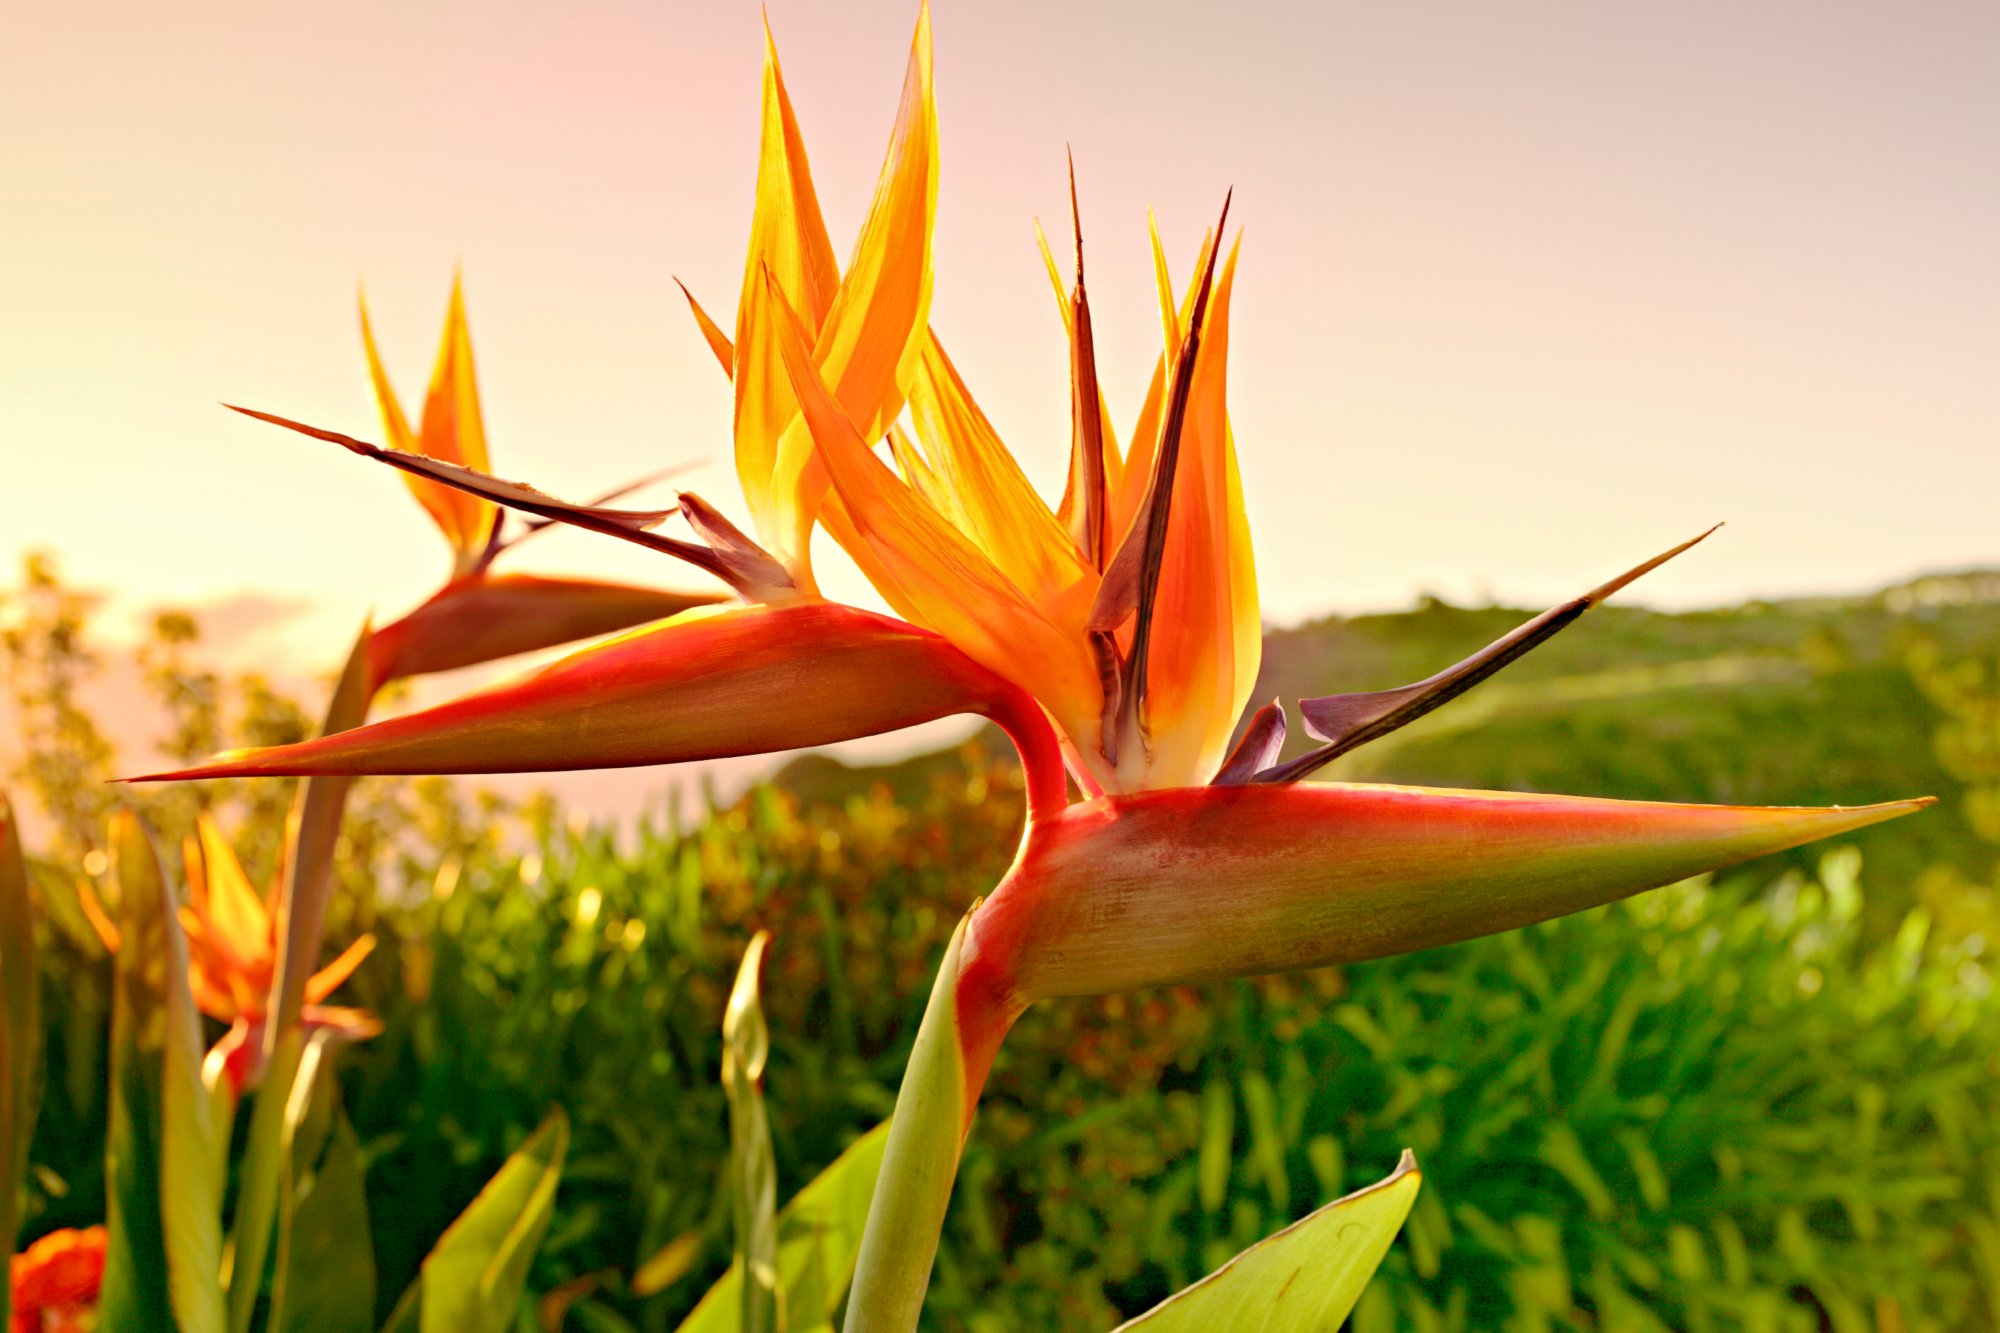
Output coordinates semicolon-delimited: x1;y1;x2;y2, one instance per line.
1197;1081;1233;1213
0;793;42;1332
722;931;778;1333
97;812;175;1333
1111;1151;1421;1332
381;1106;570;1333
677;1120;891;1333
269;1035;374;1333
160;830;231;1333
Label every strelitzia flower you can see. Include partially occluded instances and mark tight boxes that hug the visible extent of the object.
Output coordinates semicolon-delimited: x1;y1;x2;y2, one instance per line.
141;8;1931;1326
81;814;378;1093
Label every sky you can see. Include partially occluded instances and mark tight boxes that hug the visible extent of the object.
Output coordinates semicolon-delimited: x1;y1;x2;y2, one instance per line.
3;1;1997;801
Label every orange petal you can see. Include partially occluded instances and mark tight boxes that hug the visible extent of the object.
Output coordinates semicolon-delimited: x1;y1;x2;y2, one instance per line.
885;423;960;523
676;278;736;374
9;1226;107;1311
300;1005;385;1042
971;784;1934;1003
303;934;376;1005
362;283;498;568
769;278;1105;772
132;602;1067;820
1140;236;1258;787
358;290;417;455
194;813;272;964
76;874;121;953
366;571;725;686
420;276;500;556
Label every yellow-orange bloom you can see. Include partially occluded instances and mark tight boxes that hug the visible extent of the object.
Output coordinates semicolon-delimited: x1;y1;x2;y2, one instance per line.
79;814;378;1090
178;815;375;1035
774;203;1257;793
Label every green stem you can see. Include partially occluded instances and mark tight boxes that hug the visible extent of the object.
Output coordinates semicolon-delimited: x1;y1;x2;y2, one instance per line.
841;904;1021;1333
224;1029;304;1333
264;624;374;1056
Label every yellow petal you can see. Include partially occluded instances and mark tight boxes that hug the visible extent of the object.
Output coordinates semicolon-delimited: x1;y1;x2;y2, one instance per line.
802;0;937;445
1148;208;1180;355
194;814;271;965
735;4;940;589
906;334;1094;619
884;424;961;525
1033;219;1071;335
727;17;847;586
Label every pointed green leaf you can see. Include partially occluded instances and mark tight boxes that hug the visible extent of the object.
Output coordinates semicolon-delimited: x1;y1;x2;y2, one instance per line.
722;931;778;1333
1111;1152;1421;1331
97;812;175;1333
161;833;230;1333
0;793;42;1332
677;1121;892;1333
381;1107;570;1333
269;1035;374;1333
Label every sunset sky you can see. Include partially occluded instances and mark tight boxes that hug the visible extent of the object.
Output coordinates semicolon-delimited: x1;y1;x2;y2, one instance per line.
5;2;1996;702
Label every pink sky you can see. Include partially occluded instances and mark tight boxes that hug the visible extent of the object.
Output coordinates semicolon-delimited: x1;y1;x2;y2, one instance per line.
4;1;1997;808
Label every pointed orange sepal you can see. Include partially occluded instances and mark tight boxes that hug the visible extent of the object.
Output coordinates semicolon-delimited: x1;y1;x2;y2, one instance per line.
134;602;1069;821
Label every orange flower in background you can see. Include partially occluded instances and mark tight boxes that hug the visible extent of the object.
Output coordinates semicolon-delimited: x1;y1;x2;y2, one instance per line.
9;1226;105;1333
80;814;378;1092
179;814;379;1090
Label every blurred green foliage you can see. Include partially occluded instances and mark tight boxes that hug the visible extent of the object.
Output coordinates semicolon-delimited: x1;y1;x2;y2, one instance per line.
16;745;1997;1331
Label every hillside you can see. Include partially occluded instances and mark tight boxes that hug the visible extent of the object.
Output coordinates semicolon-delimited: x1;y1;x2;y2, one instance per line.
776;571;2000;917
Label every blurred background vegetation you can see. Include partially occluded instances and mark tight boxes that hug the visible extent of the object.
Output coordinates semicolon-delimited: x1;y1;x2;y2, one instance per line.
5;551;1997;1331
